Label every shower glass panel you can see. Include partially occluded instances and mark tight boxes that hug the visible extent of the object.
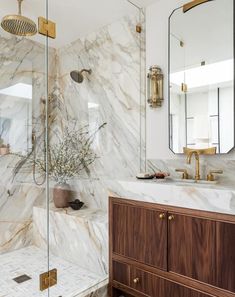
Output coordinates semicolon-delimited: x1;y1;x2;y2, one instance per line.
0;0;51;296
45;0;146;296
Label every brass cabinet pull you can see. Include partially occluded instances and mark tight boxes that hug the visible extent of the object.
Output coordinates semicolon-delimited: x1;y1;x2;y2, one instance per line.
133;277;140;284
168;215;174;221
159;213;165;220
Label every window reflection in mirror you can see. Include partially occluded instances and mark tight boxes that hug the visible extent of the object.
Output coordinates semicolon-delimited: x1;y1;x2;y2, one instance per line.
0;59;32;155
169;0;234;154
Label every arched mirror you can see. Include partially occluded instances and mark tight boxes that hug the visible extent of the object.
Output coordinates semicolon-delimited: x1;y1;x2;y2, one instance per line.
169;0;234;154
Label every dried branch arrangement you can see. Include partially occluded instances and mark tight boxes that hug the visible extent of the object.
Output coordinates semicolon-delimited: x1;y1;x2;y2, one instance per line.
13;122;107;184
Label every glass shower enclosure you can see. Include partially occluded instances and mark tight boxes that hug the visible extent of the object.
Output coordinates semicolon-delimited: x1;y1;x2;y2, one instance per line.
0;0;146;296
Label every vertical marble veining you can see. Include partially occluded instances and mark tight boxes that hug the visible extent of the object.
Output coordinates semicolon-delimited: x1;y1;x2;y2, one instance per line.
0;35;56;254
55;13;146;210
0;12;145;296
33;206;108;277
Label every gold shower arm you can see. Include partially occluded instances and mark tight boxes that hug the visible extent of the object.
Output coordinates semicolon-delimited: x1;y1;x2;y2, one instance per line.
17;0;23;15
81;69;92;75
183;0;213;13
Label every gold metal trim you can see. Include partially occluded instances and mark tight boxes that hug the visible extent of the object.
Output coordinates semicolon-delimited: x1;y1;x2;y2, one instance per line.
183;0;213;13
147;66;164;108
136;24;142;33
175;169;189;180
39;269;57;291
38;17;56;39
207;170;223;182
181;83;188;93
183;147;216;156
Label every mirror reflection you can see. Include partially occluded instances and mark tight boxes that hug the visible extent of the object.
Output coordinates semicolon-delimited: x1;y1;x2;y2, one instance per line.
169;0;234;154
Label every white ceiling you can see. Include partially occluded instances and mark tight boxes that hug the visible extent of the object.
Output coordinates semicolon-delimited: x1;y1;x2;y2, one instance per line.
0;0;157;48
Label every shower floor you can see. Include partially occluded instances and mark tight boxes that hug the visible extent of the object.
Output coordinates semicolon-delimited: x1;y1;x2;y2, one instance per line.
0;246;108;297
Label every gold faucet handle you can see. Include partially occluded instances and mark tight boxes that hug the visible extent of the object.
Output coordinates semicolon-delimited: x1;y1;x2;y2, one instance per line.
175;169;189;180
207;170;223;182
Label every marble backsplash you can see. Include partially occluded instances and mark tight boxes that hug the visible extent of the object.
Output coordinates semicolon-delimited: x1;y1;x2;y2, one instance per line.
148;157;235;186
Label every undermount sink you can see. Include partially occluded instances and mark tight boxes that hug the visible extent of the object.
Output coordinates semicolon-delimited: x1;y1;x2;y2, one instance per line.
164;177;218;185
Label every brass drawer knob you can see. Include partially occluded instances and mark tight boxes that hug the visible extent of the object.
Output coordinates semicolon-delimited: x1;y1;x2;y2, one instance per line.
133;277;140;284
159;213;165;220
168;215;174;221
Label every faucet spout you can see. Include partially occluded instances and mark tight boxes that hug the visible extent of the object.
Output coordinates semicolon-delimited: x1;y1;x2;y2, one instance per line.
186;151;200;181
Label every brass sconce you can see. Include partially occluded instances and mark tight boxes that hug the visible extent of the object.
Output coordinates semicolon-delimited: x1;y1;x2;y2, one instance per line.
147;66;164;108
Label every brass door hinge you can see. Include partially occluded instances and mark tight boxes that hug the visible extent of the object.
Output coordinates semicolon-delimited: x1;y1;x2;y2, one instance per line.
40;268;57;291
38;17;56;39
181;83;188;93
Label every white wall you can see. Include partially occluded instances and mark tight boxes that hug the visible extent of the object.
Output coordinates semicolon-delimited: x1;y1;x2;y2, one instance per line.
146;0;235;159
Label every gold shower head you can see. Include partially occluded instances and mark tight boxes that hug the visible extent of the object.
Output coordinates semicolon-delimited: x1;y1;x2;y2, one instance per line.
1;0;37;37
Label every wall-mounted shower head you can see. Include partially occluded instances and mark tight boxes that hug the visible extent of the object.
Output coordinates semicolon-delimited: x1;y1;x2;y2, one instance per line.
70;69;92;84
1;0;37;37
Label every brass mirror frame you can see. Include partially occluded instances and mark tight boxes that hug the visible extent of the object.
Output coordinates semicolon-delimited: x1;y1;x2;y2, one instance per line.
168;0;235;155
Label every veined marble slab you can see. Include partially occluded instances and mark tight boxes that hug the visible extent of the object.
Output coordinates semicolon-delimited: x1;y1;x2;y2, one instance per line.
0;34;56;254
33;206;108;277
109;179;235;216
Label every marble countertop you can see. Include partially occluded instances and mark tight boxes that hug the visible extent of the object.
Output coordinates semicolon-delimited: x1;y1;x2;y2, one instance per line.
108;178;235;216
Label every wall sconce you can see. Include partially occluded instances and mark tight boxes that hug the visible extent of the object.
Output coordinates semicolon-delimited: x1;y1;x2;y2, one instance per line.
147;66;164;108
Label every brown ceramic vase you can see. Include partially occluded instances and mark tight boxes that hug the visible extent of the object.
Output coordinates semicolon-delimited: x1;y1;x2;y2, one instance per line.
53;183;71;208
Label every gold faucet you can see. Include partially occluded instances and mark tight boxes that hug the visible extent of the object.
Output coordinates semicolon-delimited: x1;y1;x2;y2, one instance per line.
186;151;200;181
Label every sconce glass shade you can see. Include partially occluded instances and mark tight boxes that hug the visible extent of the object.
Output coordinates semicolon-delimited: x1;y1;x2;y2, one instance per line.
147;66;164;108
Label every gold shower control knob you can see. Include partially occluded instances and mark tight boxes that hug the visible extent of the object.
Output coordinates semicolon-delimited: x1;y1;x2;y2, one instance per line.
159;213;165;220
133;278;140;284
168;215;175;221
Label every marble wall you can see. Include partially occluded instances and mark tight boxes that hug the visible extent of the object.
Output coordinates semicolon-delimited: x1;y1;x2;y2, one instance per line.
0;35;56;254
0;11;145;255
0;10;144;297
55;12;146;210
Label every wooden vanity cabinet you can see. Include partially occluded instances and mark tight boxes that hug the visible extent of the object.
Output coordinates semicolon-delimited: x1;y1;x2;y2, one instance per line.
112;202;167;270
109;197;235;297
168;213;216;286
216;221;235;293
112;260;211;297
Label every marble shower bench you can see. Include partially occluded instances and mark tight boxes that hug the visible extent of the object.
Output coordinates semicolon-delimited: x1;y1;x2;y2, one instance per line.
32;205;108;297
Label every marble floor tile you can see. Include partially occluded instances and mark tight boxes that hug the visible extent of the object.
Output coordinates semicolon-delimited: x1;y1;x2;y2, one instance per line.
0;246;108;297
